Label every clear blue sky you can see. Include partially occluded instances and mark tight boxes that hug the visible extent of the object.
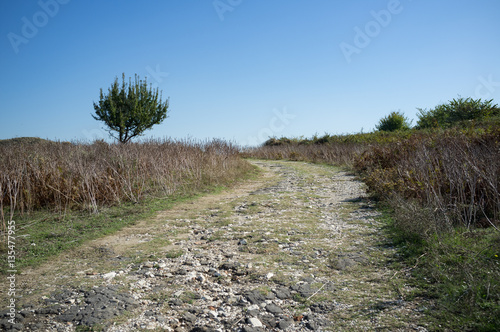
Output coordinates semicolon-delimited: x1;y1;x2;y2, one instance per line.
1;0;499;146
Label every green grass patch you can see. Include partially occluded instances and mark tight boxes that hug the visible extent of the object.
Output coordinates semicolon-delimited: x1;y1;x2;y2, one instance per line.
381;207;500;331
0;165;259;274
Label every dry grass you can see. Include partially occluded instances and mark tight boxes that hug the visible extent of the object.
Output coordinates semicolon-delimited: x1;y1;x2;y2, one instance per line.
354;129;500;231
241;142;366;168
0;137;252;238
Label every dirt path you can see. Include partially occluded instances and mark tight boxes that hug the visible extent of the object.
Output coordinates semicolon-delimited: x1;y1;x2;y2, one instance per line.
2;160;432;331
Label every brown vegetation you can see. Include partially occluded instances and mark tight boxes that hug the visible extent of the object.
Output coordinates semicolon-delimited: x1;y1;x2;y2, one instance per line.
354;129;500;232
245;129;500;234
0;138;251;234
244;129;500;329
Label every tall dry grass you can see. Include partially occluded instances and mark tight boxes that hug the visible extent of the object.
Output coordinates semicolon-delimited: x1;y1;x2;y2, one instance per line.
354;129;500;232
0;138;251;237
245;129;500;232
242;142;367;167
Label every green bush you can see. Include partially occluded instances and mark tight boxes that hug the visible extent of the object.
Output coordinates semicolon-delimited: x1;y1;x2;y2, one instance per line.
416;97;500;129
375;111;412;132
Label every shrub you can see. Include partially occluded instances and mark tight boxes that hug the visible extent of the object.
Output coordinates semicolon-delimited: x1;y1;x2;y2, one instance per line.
416;97;500;129
354;129;500;231
375;111;412;132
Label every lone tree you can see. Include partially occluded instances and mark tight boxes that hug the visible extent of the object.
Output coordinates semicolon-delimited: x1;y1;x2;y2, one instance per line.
93;73;169;143
375;111;412;132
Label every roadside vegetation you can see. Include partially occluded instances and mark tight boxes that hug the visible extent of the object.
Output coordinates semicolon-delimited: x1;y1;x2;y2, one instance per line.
0;137;254;271
1;96;498;330
244;97;500;330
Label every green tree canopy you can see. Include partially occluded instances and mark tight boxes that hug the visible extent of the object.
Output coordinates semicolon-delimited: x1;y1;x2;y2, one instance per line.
375;111;412;132
416;97;499;129
93;74;169;143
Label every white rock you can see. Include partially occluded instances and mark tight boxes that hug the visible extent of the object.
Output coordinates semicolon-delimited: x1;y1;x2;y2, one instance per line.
248;317;263;327
103;272;117;280
247;304;260;311
185;271;197;281
265;272;274;279
137;279;149;288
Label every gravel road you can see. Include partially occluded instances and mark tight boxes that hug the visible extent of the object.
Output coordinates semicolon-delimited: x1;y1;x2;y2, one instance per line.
1;160;432;331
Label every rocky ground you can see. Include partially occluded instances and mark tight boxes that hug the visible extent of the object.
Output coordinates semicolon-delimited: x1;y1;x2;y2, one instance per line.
1;160;433;331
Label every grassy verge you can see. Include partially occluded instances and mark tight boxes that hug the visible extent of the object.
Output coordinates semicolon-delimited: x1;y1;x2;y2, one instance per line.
1;138;259;273
0;174;255;274
2;193;183;273
381;205;500;331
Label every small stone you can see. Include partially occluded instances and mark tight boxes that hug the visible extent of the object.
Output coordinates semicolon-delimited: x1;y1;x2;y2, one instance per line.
247;309;259;317
176;269;188;275
220;262;239;270
265;272;274;280
186;271;197;280
245;290;266;305
242;327;262;332
306;321;319;330
274;287;292;300
259;315;277;328
169;298;183;306
182;312;197;323
238;239;248;245
247;304;260;311
265;303;283;315
278;319;293;329
247;317;263;327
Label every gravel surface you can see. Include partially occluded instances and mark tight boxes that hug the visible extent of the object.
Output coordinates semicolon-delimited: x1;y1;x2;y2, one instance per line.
1;160;433;331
